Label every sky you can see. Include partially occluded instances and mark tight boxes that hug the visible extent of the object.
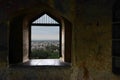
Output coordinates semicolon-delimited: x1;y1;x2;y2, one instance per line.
31;26;59;40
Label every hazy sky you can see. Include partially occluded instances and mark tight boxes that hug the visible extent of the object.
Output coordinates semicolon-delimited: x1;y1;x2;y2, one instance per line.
31;26;59;40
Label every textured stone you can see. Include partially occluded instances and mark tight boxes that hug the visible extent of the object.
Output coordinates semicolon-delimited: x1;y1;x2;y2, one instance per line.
0;0;119;80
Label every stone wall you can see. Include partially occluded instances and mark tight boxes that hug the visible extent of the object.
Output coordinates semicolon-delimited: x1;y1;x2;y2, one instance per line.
0;0;119;80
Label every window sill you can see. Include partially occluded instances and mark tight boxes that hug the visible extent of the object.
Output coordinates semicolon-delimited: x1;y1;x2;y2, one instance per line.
9;59;71;67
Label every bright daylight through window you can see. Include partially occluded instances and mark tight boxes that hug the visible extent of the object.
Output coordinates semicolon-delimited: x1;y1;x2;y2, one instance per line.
9;12;71;66
30;14;61;59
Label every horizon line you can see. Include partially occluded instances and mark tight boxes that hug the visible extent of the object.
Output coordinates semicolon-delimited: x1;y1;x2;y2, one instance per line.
32;40;59;41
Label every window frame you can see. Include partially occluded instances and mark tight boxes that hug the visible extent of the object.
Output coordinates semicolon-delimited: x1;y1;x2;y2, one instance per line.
9;11;72;67
29;13;62;59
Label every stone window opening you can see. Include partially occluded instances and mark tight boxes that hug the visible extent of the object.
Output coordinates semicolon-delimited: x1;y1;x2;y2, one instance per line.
9;11;72;67
30;13;61;59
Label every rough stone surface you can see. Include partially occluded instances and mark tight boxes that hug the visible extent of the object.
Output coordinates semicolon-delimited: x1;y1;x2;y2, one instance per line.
0;0;119;80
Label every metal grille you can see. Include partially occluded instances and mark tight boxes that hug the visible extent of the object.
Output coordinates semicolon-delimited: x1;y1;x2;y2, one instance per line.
32;14;59;24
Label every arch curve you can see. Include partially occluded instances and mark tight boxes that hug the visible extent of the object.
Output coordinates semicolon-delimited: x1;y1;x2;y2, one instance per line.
9;3;72;65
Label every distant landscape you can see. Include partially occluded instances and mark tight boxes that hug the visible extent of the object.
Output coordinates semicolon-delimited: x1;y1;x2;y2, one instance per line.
30;40;60;59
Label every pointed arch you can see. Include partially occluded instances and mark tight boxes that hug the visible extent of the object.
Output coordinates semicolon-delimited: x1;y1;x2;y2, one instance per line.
9;5;72;66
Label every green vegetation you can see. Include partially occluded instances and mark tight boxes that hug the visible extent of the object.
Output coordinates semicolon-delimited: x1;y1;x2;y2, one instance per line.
30;45;60;59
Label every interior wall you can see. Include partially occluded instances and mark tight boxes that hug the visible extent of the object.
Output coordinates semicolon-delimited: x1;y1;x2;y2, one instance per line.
0;0;119;80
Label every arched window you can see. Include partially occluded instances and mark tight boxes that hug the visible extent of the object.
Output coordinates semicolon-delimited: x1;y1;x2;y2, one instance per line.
9;11;72;66
30;13;61;59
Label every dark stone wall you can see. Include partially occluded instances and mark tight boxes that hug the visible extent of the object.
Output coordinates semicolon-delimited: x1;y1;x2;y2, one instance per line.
0;0;119;80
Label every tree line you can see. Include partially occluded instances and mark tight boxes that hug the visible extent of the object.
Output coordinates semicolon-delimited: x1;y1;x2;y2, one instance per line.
30;45;60;59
